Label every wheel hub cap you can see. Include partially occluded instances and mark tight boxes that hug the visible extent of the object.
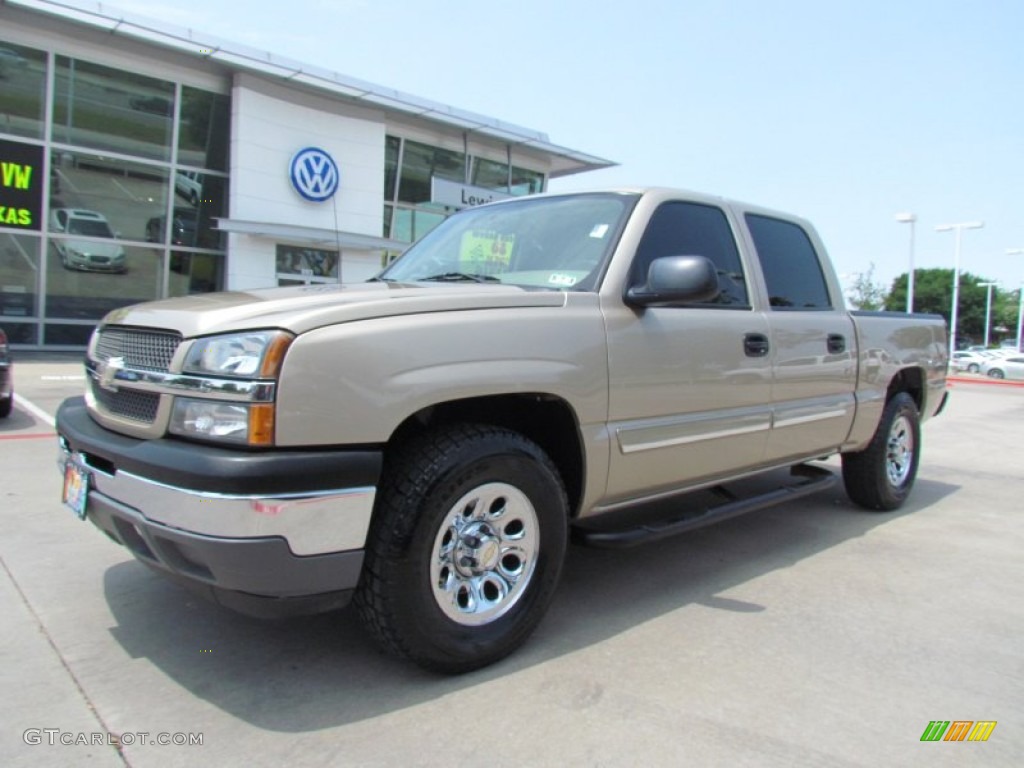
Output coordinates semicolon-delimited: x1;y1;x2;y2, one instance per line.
430;482;540;626
886;414;914;486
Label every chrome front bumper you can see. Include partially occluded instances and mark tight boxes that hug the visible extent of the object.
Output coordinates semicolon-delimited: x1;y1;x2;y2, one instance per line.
58;440;375;556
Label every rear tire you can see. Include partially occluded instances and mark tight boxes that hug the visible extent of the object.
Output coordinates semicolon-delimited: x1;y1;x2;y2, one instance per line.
355;424;568;673
0;395;11;419
842;392;920;511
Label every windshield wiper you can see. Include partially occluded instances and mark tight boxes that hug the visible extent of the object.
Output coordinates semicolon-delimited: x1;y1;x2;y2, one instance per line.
419;272;501;283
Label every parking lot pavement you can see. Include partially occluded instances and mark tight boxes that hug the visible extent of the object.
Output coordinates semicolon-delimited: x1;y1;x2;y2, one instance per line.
2;358;1022;767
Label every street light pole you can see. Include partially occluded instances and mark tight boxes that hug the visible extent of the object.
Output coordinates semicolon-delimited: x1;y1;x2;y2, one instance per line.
936;221;984;357
978;281;998;347
1008;249;1024;351
896;213;916;312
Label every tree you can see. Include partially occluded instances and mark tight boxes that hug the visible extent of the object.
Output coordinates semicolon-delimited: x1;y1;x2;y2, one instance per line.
885;269;997;346
994;288;1021;342
845;263;888;310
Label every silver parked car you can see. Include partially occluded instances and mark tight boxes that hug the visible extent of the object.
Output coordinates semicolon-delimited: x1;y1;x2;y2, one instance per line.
51;208;127;273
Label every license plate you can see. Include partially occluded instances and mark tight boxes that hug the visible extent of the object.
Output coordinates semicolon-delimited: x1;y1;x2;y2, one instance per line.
62;459;90;520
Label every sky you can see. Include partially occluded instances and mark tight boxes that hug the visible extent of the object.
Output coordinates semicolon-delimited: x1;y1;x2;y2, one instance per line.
106;0;1024;295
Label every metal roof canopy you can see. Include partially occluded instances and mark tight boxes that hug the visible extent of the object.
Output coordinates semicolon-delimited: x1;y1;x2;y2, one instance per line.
215;218;409;252
9;0;616;177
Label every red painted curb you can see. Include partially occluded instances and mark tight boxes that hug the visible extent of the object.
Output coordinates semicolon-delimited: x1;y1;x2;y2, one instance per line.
948;376;1024;388
0;433;57;441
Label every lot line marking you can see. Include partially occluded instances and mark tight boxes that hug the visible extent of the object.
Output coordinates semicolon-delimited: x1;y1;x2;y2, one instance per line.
111;176;142;202
12;394;56;428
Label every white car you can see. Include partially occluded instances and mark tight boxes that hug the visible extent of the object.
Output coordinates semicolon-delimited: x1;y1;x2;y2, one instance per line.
175;171;203;206
951;350;1003;374
51;209;127;273
981;356;1024;381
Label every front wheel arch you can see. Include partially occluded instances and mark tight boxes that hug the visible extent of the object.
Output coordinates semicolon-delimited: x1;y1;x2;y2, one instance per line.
354;423;568;673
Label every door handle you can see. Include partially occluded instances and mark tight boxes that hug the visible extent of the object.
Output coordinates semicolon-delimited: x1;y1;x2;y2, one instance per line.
827;334;846;354
744;333;770;358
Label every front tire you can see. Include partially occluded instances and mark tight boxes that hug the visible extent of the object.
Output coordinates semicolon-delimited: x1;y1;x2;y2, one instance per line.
842;392;920;511
987;368;1005;379
355;424;568;673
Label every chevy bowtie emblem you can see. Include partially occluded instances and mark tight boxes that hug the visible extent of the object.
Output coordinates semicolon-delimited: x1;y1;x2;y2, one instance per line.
98;356;125;393
290;147;340;202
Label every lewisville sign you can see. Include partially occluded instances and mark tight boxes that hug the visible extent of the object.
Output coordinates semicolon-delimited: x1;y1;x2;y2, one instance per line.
0;138;44;231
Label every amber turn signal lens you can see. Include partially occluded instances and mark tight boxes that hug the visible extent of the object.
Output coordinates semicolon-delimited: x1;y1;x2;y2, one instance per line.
248;403;276;446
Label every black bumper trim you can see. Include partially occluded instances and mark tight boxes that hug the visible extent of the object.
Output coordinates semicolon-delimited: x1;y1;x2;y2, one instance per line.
57;397;382;495
88;487;363;615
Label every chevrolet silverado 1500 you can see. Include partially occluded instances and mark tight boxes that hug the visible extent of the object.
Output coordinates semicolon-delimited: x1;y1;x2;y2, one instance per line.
56;188;948;672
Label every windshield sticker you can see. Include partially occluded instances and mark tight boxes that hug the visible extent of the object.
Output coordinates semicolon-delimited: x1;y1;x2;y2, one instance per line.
548;273;578;287
589;223;609;239
460;230;514;273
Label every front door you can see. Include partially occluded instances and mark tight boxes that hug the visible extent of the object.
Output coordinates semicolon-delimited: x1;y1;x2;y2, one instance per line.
603;200;773;505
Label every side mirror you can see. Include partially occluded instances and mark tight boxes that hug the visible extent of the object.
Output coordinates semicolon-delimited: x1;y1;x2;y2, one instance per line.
625;255;720;307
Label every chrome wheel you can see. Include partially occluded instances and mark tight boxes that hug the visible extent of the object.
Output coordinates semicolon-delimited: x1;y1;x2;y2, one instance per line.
885;414;914;487
430;482;539;626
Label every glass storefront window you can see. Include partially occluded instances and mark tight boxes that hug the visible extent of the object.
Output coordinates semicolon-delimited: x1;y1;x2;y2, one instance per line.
0;321;38;345
510;166;544;196
53;56;174;162
472;158;510;191
384;135;400;202
49;150;169;246
397;140;465;203
0;41;47;139
178;86;229;171
43;323;94;346
0;233;39;320
167;251;224;296
384;136;546;246
390;207;445;243
46;243;163;320
275;244;339;285
177;172;227;250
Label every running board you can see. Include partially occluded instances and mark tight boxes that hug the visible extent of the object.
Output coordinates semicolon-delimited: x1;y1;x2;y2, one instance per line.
572;464;836;549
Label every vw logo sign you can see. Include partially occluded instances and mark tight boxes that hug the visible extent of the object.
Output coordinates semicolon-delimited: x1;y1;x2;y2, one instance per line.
289;147;339;202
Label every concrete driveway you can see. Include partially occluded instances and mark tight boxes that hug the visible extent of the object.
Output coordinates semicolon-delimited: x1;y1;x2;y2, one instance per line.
2;357;1021;767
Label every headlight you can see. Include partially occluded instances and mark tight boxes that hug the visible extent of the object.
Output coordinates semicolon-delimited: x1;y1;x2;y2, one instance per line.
172;330;293;446
168;399;275;445
183;331;292;378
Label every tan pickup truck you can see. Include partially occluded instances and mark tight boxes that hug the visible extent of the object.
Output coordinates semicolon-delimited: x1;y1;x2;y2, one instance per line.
56;188;949;672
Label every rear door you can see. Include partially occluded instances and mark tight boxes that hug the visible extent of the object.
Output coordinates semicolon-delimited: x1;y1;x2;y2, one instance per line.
742;213;857;463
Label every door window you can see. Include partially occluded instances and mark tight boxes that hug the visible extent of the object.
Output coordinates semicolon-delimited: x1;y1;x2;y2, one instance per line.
632;202;748;306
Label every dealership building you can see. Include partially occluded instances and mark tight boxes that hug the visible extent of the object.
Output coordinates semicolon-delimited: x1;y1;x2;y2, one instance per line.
0;0;612;348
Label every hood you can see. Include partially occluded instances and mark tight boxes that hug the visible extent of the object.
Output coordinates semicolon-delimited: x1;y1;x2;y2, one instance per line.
68;239;125;257
99;281;568;338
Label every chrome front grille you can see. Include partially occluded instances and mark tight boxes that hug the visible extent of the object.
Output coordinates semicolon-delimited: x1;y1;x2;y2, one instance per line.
89;379;161;423
94;327;182;372
90;326;182;428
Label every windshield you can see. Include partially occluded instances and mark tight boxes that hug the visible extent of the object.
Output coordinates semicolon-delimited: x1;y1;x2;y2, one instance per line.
68;218;114;238
380;193;637;290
